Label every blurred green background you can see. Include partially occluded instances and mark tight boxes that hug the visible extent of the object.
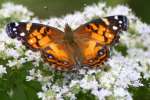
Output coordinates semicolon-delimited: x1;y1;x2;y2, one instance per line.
0;0;149;23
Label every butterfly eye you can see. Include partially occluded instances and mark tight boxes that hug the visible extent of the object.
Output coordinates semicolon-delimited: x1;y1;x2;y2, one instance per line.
98;49;104;56
97;46;106;56
47;54;54;59
57;60;69;65
88;59;94;63
63;61;69;65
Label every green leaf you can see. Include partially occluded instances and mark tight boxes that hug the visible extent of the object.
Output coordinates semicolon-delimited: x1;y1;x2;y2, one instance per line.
23;81;41;100
0;91;10;100
75;90;97;100
0;61;41;100
11;84;27;100
128;76;150;100
114;44;128;56
71;84;80;94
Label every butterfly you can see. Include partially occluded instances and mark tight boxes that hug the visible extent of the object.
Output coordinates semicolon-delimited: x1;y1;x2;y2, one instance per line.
6;15;128;71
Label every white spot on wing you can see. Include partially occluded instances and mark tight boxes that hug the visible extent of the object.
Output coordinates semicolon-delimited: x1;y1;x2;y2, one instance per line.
15;23;19;26
51;64;55;69
119;20;123;24
102;18;110;25
26;23;32;31
112;26;118;30
88;59;94;63
99;51;103;55
108;34;112;38
13;28;16;31
48;55;53;59
20;32;25;36
57;67;62;70
114;16;118;20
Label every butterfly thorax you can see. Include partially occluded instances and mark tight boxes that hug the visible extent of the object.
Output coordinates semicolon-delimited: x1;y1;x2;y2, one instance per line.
64;24;83;64
64;24;75;44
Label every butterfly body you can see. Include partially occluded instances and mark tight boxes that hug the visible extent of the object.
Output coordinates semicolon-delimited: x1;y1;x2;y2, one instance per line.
6;15;128;71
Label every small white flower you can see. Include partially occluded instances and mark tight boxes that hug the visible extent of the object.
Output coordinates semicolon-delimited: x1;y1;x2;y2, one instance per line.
0;2;33;20
37;92;46;100
18;57;27;64
26;76;34;81
25;50;41;62
83;3;106;19
0;65;7;77
6;48;20;58
63;12;86;29
135;21;150;34
56;93;63;100
26;69;46;82
91;88;112;100
100;72;116;88
7;60;17;67
80;75;98;90
66;92;76;100
0;42;5;51
114;87;132;100
79;69;86;75
51;85;61;93
70;80;80;87
107;5;131;16
87;69;99;75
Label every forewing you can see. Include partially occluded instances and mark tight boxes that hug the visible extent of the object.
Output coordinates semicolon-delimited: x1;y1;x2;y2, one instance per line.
6;22;75;70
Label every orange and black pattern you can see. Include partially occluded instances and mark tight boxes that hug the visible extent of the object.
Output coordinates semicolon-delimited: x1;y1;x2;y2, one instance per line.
6;15;128;71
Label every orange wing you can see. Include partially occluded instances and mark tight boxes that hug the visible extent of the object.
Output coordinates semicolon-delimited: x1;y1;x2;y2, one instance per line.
6;22;75;70
6;16;128;70
73;15;128;67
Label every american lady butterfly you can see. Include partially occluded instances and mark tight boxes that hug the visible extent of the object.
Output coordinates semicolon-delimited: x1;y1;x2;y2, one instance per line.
6;15;128;71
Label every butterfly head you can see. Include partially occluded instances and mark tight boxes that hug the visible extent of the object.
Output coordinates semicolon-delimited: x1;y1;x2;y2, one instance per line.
64;24;72;33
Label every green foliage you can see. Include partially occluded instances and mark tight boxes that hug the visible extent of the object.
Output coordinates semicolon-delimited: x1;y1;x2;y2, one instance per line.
0;61;41;100
114;44;128;56
52;71;64;85
128;0;150;24
75;90;97;100
0;0;100;19
128;76;150;100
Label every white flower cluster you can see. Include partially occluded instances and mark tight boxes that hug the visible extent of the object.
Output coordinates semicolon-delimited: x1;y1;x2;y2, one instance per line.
0;2;33;21
0;2;150;100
